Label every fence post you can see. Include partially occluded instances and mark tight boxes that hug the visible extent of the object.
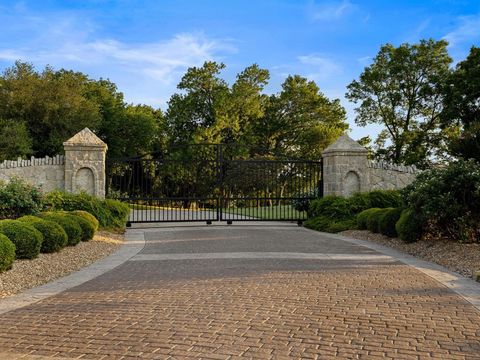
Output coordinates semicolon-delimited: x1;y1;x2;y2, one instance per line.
63;128;108;199
321;135;369;197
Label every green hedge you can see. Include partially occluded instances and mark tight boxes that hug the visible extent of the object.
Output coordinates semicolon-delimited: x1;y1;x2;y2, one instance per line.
69;214;95;241
18;216;68;253
308;190;403;219
0;220;43;259
39;213;82;246
0;234;15;272
70;210;99;231
356;208;381;230
396;209;423;243
378;208;403;238
44;191;129;229
0;178;44;220
304;216;357;233
366;208;389;233
403;159;480;243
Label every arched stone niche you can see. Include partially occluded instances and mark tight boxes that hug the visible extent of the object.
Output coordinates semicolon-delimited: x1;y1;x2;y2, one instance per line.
344;171;360;196
75;167;95;195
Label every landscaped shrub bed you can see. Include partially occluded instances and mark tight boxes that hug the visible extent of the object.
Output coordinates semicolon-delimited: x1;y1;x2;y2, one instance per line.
45;191;129;229
395;209;423;243
18;216;68;253
305;190;402;233
0;220;43;259
0;234;15;273
0;178;44;219
378;208;403;238
366;208;389;233
38;213;83;246
402;159;480;243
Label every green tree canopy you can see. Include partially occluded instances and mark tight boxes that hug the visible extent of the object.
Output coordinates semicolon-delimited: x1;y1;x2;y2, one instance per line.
346;39;453;168
441;46;480;162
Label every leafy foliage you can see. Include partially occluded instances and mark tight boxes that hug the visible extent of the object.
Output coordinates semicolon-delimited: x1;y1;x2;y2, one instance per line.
45;191;129;229
0;220;43;259
441;46;480;162
346;39;453;168
0;234;15;273
366;208;389;233
18;216;68;253
69;214;96;241
0;178;44;219
38;213;82;246
395;209;423;243
70;210;99;231
378;208;403;238
403;159;480;242
356;208;382;230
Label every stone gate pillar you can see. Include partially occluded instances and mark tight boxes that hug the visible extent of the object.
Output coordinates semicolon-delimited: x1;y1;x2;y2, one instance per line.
321;135;369;197
63;128;108;199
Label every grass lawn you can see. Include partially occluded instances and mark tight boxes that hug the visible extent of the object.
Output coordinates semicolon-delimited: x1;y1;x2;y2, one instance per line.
222;205;304;219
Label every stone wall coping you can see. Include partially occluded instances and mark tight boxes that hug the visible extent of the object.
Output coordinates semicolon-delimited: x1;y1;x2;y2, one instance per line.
0;155;65;169
367;160;419;174
322;134;368;155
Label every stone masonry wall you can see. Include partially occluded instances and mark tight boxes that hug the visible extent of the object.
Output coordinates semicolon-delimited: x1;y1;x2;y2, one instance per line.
367;160;419;191
0;128;108;198
322;135;420;197
0;156;65;192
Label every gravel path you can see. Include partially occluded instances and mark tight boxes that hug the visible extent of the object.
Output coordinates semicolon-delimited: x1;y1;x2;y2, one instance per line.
0;231;123;298
340;230;480;279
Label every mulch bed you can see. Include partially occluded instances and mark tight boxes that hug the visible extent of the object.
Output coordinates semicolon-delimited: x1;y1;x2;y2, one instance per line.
340;230;480;280
0;231;123;298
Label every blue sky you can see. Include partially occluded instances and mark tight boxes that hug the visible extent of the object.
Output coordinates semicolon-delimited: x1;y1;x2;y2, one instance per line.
0;0;479;140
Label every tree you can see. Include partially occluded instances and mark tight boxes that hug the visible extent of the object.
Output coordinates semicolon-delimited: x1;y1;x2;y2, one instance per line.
441;46;480;162
165;61;230;145
257;75;348;159
346;39;453;168
0;119;32;160
0;62;101;157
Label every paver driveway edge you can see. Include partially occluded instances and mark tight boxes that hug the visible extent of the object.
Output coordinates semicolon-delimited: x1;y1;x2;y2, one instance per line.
308;229;480;311
0;229;146;315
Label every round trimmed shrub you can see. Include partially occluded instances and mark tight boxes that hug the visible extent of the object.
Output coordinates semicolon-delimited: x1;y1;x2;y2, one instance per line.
70;210;99;231
0;234;15;272
69;214;95;241
0;220;43;259
378;208;403;238
38;213;82;246
396;209;423;243
356;208;381;230
366;208;389;233
18;216;68;253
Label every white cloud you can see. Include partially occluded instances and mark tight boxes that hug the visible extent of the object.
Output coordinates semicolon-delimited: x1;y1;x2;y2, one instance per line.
309;0;355;21
297;54;342;79
443;15;480;48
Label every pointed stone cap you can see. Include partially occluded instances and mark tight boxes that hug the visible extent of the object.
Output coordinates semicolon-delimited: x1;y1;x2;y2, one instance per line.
63;128;107;149
322;134;368;154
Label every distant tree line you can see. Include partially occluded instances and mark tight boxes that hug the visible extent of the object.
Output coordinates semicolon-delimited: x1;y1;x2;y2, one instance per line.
0;39;478;168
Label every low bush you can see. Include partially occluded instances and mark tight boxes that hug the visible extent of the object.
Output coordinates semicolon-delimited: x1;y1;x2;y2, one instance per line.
38;213;82;246
356;208;381;230
0;178;44;220
378;208;403;238
70;210;99;231
45;191;129;229
403;159;480;242
0;234;15;272
18;216;68;253
69;214;95;241
0;220;43;259
396;209;423;243
304;216;357;233
366;208;389;233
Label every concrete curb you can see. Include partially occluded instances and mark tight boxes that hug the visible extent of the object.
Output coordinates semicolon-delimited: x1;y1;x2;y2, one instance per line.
306;229;480;312
0;229;146;315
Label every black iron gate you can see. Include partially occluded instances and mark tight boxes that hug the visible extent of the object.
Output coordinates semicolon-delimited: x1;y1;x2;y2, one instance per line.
106;144;322;224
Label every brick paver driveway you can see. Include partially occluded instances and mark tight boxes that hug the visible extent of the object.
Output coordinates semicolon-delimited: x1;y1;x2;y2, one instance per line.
0;224;479;359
